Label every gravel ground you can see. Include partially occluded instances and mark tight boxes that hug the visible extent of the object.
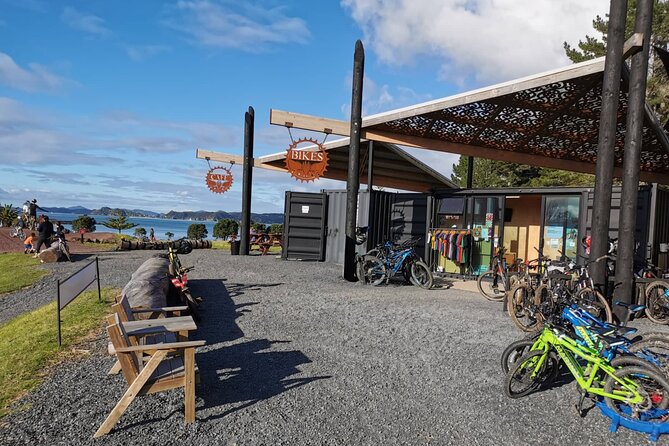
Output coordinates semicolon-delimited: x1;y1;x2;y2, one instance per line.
2;250;669;445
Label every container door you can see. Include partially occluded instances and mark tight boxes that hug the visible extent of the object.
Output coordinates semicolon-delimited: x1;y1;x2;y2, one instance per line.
283;192;327;261
542;196;580;261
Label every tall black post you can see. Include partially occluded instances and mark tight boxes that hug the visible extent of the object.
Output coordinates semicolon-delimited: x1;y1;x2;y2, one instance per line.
240;106;254;255
466;156;474;189
613;0;653;320
590;0;628;290
344;40;364;281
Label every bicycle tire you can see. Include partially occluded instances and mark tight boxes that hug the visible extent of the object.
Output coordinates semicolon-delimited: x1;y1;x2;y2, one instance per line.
573;287;613;324
629;338;669;377
604;365;669;421
410;260;433;289
611;354;665;377
501;339;535;374
507;283;542;332
477;270;506;302
504;349;558;398
645;281;669;325
357;255;386;286
61;244;72;262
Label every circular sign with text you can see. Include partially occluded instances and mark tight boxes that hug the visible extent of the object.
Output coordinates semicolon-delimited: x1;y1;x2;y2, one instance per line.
206;166;234;194
285;137;329;182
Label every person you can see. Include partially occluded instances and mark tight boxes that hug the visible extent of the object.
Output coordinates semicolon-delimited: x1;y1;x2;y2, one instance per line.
34;215;54;255
150;227;156;242
55;221;66;241
28;199;48;230
22;201;29;216
23;232;35;254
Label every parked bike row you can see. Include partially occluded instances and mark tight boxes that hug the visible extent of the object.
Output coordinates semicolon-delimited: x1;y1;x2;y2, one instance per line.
354;227;434;289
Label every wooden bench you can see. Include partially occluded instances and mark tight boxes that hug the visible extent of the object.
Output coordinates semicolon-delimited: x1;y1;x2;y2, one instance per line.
95;313;205;437
250;234;283;255
108;295;194;375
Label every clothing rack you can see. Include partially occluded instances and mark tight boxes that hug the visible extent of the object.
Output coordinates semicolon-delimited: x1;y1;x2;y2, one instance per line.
428;228;473;276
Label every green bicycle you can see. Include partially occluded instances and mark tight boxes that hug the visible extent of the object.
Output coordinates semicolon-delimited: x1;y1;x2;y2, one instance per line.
505;323;669;421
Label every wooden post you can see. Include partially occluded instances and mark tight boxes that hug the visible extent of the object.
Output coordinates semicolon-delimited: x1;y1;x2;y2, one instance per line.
367;140;374;192
590;0;628;291
344;40;364;282
57;280;62;347
614;0;654;320
95;256;101;303
240;107;254;256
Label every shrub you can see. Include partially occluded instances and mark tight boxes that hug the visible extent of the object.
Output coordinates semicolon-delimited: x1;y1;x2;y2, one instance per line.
268;223;283;234
213;219;239;239
187;223;208;240
72;215;96;233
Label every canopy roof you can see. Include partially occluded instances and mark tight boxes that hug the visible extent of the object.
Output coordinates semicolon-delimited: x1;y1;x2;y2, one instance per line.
196;138;458;192
270;55;669;184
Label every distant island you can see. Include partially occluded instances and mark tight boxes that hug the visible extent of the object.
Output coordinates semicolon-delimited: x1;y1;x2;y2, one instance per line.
45;206;284;224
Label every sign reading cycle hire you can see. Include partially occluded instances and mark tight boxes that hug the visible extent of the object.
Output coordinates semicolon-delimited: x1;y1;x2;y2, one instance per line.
285;137;329;182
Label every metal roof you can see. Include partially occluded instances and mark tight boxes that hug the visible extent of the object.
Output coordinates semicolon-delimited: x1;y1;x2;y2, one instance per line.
270;55;669;184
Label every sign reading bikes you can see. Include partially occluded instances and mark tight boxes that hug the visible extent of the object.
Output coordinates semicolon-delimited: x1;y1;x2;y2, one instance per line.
285;137;329;182
205;166;233;194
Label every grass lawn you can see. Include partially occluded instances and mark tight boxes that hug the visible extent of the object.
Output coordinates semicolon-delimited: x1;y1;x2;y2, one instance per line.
211;239;281;254
0;288;117;418
0;253;48;295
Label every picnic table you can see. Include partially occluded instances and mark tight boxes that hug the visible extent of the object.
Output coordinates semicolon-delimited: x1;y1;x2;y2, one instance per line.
249;233;282;255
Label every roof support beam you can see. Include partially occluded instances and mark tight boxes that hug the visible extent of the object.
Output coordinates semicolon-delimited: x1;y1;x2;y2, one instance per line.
196;149;247;166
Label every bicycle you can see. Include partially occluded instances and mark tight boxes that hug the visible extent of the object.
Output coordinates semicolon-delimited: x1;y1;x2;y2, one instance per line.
51;235;73;262
477;246;525;302
166;238;201;319
367;237;433;289
505;319;669;422
10;225;25;239
644;280;669;325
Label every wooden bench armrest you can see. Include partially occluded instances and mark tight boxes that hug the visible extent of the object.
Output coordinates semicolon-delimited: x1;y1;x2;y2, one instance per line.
115;340;206;353
130;306;189;313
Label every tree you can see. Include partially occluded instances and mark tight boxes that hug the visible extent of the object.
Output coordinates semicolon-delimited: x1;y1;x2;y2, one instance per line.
450;157;541;188
564;1;669;123
187;223;208;240
0;204;17;227
133;227;147;238
213;218;239;239
101;211;138;234
251;222;267;233
268;223;284;234
165;231;174;240
72;215;96;233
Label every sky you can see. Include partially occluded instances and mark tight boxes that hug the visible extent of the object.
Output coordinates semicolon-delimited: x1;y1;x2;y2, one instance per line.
0;0;610;213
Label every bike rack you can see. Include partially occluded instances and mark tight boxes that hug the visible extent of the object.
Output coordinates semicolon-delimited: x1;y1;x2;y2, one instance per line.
596;400;669;442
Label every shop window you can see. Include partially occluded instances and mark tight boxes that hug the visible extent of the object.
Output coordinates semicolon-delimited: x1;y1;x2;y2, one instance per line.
543;196;580;260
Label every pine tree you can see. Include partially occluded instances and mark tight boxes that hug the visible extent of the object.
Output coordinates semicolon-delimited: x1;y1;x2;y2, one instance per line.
101;211;138;234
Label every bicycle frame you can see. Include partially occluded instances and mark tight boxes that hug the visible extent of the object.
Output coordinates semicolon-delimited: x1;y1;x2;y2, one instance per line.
528;326;644;404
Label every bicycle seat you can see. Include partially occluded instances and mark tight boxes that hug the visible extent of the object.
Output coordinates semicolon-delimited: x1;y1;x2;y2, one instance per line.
613;301;645;313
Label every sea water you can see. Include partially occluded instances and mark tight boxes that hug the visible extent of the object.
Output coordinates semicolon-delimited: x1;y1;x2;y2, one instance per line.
43;212;218;240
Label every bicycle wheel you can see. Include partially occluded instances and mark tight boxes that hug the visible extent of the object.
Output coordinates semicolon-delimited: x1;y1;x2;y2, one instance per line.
501;338;536;374
629;338;669;377
357;255;386;286
504;349;559;398
410;260;433;289
507;283;542;332
477;270;506;302
61;243;72;262
604;366;669;421
645;281;669;325
573;287;613;324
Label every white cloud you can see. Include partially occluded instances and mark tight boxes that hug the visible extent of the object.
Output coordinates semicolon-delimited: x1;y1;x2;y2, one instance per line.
0;52;76;92
61;6;110;36
164;0;311;51
341;76;433;117
126;44;170;61
342;0;609;84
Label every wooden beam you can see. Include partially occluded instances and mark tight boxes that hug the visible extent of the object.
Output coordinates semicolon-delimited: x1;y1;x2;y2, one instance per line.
623;32;644;59
363;129;669;185
195;149;247;166
270;110;350;136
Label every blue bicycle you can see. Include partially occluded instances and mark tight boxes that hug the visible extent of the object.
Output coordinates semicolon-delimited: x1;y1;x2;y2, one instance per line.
367;237;433;289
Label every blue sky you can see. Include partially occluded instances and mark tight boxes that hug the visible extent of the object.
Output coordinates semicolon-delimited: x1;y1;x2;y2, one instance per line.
0;0;608;213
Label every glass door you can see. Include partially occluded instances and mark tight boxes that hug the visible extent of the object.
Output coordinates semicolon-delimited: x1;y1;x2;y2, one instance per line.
542;196;580;261
471;197;500;275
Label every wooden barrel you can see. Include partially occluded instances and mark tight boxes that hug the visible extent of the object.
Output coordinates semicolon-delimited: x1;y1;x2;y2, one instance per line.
119;239;131;250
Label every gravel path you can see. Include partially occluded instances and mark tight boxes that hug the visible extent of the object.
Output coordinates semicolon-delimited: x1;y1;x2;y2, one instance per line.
2;251;669;445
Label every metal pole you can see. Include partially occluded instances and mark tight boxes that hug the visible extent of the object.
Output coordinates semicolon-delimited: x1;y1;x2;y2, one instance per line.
466;156;474;189
344;40;364;281
57;280;62;347
95;256;101;303
613;0;653;319
367;140;374;192
589;0;628;291
240;106;254;255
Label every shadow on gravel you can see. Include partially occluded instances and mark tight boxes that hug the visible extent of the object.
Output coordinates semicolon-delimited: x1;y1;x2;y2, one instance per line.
188;279;331;421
